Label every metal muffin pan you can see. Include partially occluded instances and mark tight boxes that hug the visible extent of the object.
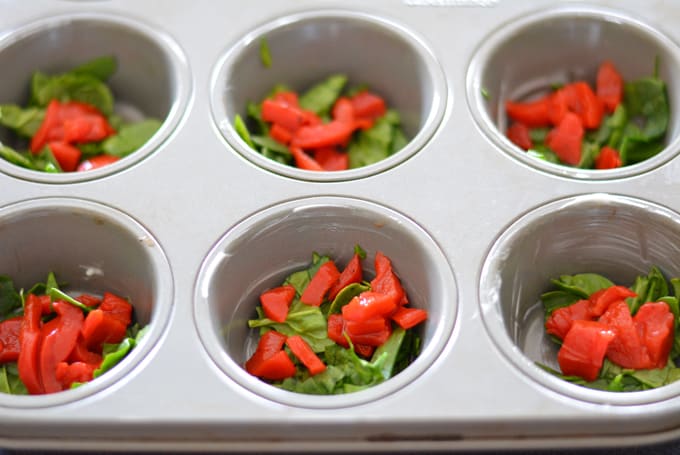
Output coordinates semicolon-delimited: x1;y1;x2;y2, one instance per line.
3;0;680;451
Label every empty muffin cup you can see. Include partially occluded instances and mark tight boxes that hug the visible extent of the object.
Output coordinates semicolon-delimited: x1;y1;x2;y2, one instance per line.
211;10;447;181
480;193;680;405
0;197;173;407
194;196;456;408
0;13;191;183
467;5;680;180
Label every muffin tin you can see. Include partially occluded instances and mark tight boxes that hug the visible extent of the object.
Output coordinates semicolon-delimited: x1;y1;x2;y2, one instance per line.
3;0;680;451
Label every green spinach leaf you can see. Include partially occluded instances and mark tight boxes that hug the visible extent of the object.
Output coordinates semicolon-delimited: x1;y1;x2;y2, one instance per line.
102;119;161;157
298;74;347;117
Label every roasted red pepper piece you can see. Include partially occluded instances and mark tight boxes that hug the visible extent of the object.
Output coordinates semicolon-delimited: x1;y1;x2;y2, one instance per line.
505;96;552;128
548;89;569;126
81;309;127;352
557;320;615;381
506;122;533;150
544;299;594;340
30;100;61;153
350;91;387;120
245;330;295;380
545;112;583;165
371;251;408;307
286;335;326;375
99;292;133;327
634;302;674;369
260;285;296;323
391;307;428;329
76;154;120;172
327;313;349;348
331;97;355;125
63;115;115;144
40;300;85;393
595;146;623;170
56;361;100;389
290;146;324;171
344;316;392;346
76;294;102;308
291;121;354;149
18;294;44;394
313;147;349;171
562;81;604;129
300;261;340;306
353;343;375;358
596;61;624;114
588;285;636;317
0;317;23;363
68;335;103;365
342;291;398;322
599;301;652;370
48;141;82;172
261;98;309;133
269;123;293;145
328;253;363;300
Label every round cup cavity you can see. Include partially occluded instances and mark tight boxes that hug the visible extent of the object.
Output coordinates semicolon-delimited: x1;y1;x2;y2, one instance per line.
211;10;447;182
480;193;680;405
0;197;173;407
0;13;191;183
194;196;456;407
467;5;680;180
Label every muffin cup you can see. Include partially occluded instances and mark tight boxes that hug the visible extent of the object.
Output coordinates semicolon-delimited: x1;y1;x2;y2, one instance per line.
0;197;173;407
0;13;191;183
194;196;456;408
210;9;447;182
480;193;680;405
467;5;680;180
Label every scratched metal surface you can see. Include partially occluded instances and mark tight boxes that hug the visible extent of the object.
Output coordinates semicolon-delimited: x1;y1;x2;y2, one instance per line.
1;0;680;451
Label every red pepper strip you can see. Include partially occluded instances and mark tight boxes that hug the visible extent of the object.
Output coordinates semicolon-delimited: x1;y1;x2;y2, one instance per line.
76;155;120;172
596;61;624;114
391;307;428;330
63;115;115;144
350;91;387;120
332;97;355;125
68;335;103;365
345;318;392;347
300;261;340;306
557;320;615;382
76;294;102;308
81;309;128;352
290;146;324;171
48;141;82;172
548;89;569;126
595;146;623;170
31;100;61;153
0;317;23;363
269;123;293;145
313;147;349;171
345;317;388;336
245;331;295;380
260;285;296;323
290;121;355;149
100;292;133;327
371;251;408;306
588;285;636;317
505;96;552;128
354;343;375;358
599;301;653;370
328;253;363;300
40;300;84;393
327;314;349;348
272;91;299;106
545;112;584;166
261;98;309;133
56;361;100;389
342;291;398;322
635;302;675;369
18;294;44;394
544;299;593;340
37;295;53;315
562;81;604;129
286;335;326;376
506;122;533;150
